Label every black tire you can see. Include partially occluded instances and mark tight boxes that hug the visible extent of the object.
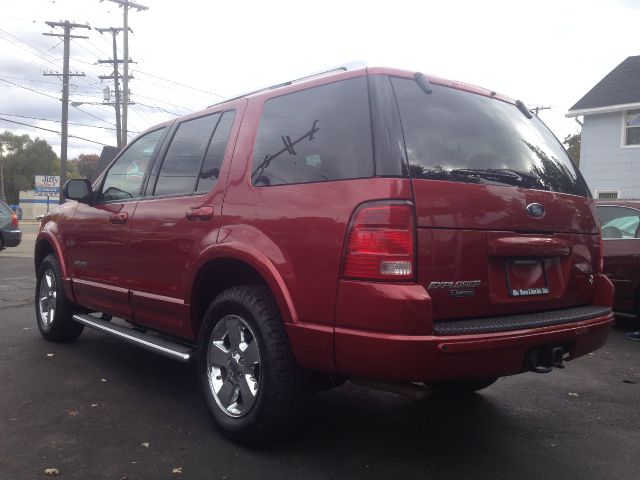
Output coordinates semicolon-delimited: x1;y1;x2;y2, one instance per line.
427;377;498;395
35;253;84;342
197;286;308;445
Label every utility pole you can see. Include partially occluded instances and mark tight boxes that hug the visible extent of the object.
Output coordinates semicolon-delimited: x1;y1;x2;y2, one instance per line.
106;0;148;146
531;105;551;117
43;21;91;204
96;27;133;149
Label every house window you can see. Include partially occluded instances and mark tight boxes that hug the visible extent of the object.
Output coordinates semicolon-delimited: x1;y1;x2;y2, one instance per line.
625;109;640;146
596;190;620;200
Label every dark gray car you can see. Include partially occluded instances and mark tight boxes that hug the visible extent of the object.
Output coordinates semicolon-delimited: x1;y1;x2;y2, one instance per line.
0;200;21;249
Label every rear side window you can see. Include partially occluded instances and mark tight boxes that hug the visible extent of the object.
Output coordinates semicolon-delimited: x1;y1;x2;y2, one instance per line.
391;78;589;196
251;77;373;186
196;111;236;193
154;113;221;196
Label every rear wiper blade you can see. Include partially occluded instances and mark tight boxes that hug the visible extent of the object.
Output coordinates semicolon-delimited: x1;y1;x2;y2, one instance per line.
451;168;520;179
450;168;532;186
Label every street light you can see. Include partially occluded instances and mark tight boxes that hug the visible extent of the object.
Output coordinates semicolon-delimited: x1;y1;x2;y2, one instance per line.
70;98;126;148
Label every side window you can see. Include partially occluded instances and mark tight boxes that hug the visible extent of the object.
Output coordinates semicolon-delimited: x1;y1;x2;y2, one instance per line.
625;110;640;146
196;111;236;193
251;77;373;186
598;206;640;239
100;127;165;202
154;113;221;196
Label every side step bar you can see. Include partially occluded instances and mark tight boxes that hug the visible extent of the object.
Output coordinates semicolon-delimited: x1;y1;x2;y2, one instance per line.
72;314;194;362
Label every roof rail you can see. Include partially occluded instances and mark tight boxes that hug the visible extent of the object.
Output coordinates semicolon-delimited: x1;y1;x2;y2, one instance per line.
208;61;366;108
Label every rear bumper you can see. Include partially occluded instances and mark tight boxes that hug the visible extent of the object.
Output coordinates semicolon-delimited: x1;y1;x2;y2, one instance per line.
335;311;614;382
1;229;21;248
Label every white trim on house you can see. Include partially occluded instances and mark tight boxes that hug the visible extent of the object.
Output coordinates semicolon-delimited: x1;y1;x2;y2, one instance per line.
566;101;640;118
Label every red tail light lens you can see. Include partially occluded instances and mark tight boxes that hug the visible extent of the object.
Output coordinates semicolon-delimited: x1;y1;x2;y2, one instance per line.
11;212;19;229
598;230;604;273
343;203;415;281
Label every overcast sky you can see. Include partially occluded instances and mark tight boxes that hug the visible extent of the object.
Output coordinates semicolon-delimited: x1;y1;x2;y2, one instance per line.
1;0;639;160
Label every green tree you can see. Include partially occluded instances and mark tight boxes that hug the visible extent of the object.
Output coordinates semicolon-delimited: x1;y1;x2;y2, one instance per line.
0;131;59;204
563;133;581;167
73;153;100;179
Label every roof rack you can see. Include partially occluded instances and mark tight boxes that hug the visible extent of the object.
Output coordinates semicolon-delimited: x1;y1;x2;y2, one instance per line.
207;61;366;108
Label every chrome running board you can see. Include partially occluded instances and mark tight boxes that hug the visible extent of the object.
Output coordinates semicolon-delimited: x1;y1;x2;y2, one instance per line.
72;314;194;362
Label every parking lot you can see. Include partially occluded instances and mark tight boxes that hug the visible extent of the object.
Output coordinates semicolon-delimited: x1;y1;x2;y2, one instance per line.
0;224;638;480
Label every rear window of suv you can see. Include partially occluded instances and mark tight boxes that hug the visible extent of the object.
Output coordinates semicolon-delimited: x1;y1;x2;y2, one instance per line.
391;78;589;196
251;77;373;186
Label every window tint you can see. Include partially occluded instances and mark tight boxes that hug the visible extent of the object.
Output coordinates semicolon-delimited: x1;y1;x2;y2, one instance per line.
154;113;221;196
251;77;373;186
391;78;589;196
100;127;165;202
598;206;640;239
196;111;236;193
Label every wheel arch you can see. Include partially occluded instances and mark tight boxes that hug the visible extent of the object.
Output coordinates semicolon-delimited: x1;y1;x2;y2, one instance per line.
34;233;76;302
188;242;299;339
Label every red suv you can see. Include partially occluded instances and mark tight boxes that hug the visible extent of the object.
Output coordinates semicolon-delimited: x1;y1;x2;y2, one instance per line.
35;65;614;444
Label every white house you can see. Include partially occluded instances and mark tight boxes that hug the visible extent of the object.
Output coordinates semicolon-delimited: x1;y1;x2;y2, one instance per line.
567;55;640;200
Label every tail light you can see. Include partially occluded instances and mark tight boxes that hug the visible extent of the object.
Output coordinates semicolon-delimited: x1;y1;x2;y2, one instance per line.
343;202;415;281
11;212;19;229
597;230;604;273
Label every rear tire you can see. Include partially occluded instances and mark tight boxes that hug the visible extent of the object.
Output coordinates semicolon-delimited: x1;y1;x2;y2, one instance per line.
427;377;498;395
35;254;84;342
197;286;308;445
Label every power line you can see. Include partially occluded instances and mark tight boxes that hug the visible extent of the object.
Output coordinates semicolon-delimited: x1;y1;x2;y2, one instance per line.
0;77;61;101
134;69;225;99
134;93;195;113
0;116;108;146
0;28;61;66
135;102;181;116
0;112;137;133
71;105;116;127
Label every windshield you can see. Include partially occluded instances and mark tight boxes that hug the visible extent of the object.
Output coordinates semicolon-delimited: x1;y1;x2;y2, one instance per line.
391;78;589;196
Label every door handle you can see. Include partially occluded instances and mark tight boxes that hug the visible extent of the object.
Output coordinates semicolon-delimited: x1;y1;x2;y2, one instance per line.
186;206;214;221
109;212;128;224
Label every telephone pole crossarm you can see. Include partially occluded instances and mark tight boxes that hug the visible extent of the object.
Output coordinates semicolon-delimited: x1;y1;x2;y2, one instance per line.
106;0;148;146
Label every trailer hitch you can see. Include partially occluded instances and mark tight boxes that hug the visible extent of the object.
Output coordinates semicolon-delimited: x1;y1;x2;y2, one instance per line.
526;346;566;373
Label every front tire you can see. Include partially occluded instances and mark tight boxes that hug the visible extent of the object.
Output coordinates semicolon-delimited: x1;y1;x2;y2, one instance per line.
197;286;308;445
35;254;84;342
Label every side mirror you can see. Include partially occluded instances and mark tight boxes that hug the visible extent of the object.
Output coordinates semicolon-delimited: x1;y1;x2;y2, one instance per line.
63;178;93;203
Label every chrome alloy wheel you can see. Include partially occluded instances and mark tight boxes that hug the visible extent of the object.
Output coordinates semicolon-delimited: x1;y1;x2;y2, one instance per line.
207;315;261;418
38;269;57;327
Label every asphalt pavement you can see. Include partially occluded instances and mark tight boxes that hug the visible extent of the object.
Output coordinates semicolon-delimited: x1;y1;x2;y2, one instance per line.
0;226;638;480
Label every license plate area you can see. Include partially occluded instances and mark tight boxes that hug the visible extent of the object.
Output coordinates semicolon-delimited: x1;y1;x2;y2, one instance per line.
506;259;549;297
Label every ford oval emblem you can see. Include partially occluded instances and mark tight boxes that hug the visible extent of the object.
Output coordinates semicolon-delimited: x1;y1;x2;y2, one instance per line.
527;203;545;218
